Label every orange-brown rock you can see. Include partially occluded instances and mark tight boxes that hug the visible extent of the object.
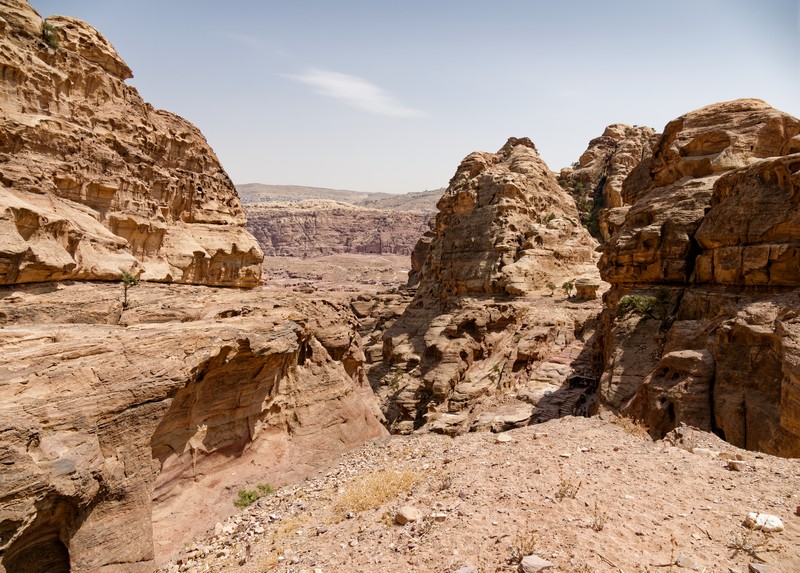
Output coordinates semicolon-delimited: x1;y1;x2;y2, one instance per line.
374;138;604;433
599;99;800;286
0;282;386;572
596;99;800;457
559;124;657;241
0;1;263;286
245;200;432;257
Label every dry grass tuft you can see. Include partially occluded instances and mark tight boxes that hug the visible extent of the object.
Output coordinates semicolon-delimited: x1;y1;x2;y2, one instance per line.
508;525;537;565
591;500;606;532
333;468;419;519
727;529;777;561
614;415;651;439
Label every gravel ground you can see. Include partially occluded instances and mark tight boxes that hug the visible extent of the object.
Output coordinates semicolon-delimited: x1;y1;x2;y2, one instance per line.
160;416;800;573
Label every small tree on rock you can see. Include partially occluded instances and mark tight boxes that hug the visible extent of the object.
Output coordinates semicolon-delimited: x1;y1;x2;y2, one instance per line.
121;271;139;309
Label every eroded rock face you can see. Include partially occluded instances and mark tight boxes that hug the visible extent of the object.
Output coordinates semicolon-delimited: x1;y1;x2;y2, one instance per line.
374;138;604;433
245;200;433;257
0;283;387;571
596;99;800;457
0;1;263;286
559;124;657;241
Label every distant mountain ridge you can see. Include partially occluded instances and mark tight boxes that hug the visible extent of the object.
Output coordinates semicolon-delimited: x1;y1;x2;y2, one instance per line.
237;184;443;258
236;183;442;212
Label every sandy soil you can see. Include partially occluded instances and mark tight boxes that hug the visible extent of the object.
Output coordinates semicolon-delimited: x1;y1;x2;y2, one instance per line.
261;254;411;293
160;416;800;573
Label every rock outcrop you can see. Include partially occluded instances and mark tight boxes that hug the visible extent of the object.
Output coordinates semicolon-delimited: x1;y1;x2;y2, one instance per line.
559;124;657;241
0;0;263;286
373;138;604;434
246;200;432;257
0;282;386;572
596;99;800;457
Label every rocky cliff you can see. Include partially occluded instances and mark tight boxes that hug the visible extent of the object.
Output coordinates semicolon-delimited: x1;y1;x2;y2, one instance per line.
373;138;604;434
0;3;387;571
0;0;263;286
596;99;800;457
558;124;658;241
0;283;386;572
246;200;432;257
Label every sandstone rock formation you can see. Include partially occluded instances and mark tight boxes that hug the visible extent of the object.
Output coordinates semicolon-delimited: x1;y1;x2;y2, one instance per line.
596;99;800;457
559;124;657;241
246;200;432;257
0;0;263;287
0;282;386;572
373;138;604;433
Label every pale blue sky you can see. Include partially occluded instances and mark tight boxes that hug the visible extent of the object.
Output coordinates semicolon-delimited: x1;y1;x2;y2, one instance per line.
30;1;800;193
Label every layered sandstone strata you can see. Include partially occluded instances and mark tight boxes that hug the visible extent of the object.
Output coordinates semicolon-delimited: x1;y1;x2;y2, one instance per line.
0;0;263;286
374;138;603;433
559;124;657;241
0;282;386;572
245;200;432;257
596;99;800;456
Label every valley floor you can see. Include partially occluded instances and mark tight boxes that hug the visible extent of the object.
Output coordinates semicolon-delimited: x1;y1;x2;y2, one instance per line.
160;416;800;573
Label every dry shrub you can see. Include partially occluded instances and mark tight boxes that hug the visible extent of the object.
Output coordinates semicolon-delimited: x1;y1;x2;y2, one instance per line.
508;525;537;564
615;415;651;439
591;500;606;532
555;477;582;500
727;529;777;560
435;471;454;492
333;468;419;519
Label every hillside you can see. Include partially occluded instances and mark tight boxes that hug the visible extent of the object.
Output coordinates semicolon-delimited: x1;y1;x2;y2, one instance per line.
236;184;442;212
160;416;800;573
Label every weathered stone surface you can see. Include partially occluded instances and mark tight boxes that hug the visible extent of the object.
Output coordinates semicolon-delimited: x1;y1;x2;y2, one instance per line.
744;512;784;533
374;138;604;433
0;1;263;286
596;99;800;457
559;124;657;241
394;505;423;525
520;554;554;572
0;282;386;571
694;153;800;286
245;200;433;257
599;99;800;285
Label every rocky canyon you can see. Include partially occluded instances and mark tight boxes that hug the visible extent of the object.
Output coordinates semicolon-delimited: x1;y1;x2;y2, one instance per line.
0;2;385;571
1;1;799;572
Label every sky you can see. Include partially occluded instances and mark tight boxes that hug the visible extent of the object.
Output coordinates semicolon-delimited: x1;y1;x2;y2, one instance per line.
29;1;800;194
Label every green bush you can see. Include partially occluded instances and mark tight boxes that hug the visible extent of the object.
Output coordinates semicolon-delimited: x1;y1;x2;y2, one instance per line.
120;271;139;309
234;483;275;508
617;294;656;318
257;483;275;495
617;289;674;321
42;22;59;50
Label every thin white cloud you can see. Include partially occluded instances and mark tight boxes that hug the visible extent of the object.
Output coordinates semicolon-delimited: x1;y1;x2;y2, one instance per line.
221;32;290;58
287;69;425;118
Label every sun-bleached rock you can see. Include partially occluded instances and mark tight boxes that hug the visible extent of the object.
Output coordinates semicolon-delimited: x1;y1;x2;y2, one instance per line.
373;138;604;433
744;512;784;533
0;282;386;571
0;2;263;287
